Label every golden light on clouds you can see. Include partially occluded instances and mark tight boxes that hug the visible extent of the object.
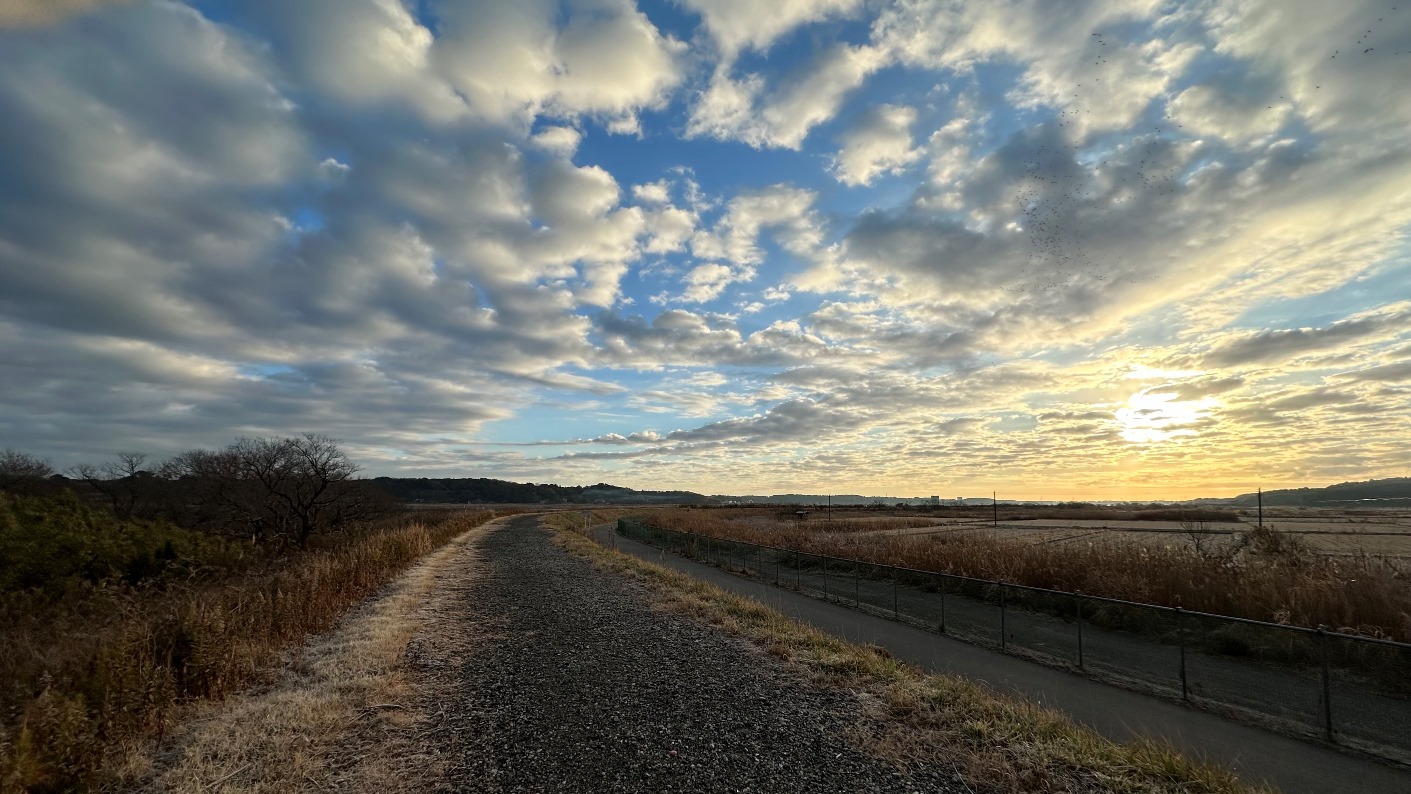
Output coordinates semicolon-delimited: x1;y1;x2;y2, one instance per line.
1116;388;1218;444
0;0;1408;499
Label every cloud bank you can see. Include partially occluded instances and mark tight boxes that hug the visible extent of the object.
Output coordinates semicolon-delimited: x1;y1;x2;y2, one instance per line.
1;0;1408;499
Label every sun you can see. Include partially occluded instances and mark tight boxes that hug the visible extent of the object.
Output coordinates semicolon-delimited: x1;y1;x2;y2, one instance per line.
1116;388;1217;443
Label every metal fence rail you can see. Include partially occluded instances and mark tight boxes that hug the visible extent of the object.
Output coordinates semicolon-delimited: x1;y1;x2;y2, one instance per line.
617;519;1411;763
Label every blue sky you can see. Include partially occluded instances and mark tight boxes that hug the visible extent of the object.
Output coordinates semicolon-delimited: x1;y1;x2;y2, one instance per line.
1;0;1409;498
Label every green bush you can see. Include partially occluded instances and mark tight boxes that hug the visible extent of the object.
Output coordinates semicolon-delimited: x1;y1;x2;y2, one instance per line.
0;491;244;596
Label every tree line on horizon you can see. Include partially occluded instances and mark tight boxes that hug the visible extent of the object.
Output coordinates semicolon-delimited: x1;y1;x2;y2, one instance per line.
1;435;388;548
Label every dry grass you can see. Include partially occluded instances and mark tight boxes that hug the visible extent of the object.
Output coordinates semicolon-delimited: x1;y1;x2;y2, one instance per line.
1;510;511;793
550;525;1273;794
137;513;501;793
539;507;642;535
638;509;1411;641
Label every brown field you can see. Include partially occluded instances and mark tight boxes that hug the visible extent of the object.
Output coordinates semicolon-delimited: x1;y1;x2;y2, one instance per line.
863;514;1411;559
633;506;1411;641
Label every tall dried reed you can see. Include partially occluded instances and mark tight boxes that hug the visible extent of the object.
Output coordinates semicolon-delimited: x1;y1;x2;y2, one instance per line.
0;510;504;793
638;509;1411;641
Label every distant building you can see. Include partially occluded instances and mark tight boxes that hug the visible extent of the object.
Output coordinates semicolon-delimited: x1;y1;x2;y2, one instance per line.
929;495;940;505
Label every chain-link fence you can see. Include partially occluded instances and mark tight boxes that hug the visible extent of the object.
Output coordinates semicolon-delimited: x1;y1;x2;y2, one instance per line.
618;519;1411;763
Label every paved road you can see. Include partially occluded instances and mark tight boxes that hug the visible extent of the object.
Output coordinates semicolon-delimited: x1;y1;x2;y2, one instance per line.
761;547;1404;750
594;524;1411;794
439;516;962;793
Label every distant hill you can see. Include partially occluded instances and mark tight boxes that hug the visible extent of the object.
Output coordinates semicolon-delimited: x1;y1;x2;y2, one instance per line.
371;477;706;505
1232;477;1411;507
369;476;1410;508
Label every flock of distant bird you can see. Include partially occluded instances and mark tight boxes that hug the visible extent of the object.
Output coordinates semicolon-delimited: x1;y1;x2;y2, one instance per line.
1002;3;1404;296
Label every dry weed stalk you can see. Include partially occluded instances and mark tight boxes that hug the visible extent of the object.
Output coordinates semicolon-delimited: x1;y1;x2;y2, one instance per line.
638;508;1411;641
1;511;505;792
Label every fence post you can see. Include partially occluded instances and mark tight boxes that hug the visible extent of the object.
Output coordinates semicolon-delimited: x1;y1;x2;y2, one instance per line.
1075;591;1084;669
1319;625;1334;742
823;556;829;601
939;576;946;634
1176;606;1188;701
1000;584;1008;652
854;562;860;608
794;549;801;590
892;570;899;619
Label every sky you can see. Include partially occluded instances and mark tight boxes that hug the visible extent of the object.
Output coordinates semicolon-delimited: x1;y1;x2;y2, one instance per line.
0;0;1408;500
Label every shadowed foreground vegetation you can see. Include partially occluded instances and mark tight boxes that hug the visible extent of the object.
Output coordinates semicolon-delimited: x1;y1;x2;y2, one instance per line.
637;508;1411;642
0;443;509;793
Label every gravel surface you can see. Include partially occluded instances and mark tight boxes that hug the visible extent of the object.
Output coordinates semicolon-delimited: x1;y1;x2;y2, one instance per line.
441;516;964;793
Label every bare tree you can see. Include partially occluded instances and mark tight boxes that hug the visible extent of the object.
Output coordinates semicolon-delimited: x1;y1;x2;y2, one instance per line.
1178;511;1214;557
277;434;364;545
166;435;382;546
0;449;54;495
67;452;152;519
166;444;283;543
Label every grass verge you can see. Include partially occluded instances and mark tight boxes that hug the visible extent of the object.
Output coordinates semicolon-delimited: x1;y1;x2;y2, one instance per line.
1;509;510;793
547;518;1273;794
139;513;501;793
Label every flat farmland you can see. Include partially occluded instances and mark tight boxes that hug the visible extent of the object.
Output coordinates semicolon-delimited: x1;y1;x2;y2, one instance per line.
848;510;1411;559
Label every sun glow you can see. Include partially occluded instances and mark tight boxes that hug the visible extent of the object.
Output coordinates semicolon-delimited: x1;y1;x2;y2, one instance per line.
1116;388;1218;443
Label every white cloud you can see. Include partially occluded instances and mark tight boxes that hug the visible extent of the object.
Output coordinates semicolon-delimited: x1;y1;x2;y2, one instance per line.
681;262;747;303
530;161;621;226
531;125;583;157
1203;0;1411;138
1166;84;1290;147
687;44;889;149
252;0;467;124
434;0;685;126
685;67;765;143
632;180;671;205
678;0;865;57
643;206;696;254
316;157;351;184
873;0;1191;135
926;113;979;191
833;104;923;186
692;185;821;265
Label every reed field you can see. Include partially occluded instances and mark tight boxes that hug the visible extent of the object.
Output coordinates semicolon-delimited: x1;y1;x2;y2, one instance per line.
0;492;506;793
634;507;1411;642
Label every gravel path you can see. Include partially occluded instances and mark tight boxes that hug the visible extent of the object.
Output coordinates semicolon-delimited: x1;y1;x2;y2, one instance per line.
440;516;963;793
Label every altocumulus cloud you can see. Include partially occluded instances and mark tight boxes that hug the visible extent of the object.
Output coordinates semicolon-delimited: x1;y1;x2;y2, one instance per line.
0;0;1409;499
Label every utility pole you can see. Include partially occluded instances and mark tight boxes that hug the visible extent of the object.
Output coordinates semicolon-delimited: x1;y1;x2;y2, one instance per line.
993;491;998;528
1258;487;1263;529
827;494;831;522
